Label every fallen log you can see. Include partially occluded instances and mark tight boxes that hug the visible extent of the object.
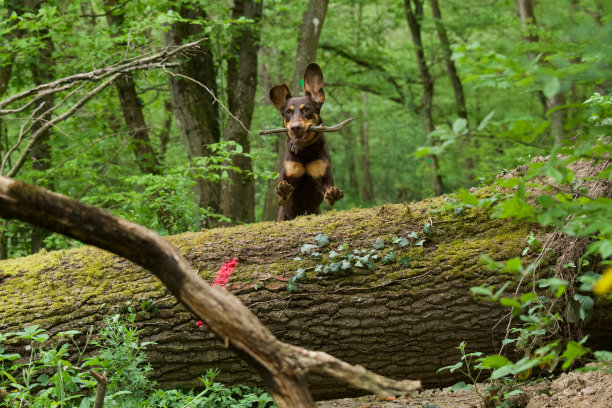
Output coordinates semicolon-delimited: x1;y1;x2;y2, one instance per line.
0;185;610;400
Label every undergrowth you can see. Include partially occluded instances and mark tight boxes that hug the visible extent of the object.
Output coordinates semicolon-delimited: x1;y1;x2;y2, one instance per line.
0;314;275;407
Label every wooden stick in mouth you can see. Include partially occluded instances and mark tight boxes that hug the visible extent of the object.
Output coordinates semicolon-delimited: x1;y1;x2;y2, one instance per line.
258;117;354;136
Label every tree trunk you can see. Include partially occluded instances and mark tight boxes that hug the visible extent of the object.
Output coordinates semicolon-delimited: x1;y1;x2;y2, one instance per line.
104;0;160;175
2;188;610;400
219;0;263;224
261;0;329;221
403;0;444;196
430;0;473;182
27;0;55;253
514;0;566;143
360;93;374;203
164;6;221;226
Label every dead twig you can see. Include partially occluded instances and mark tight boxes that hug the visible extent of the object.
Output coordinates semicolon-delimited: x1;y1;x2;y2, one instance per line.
258;117;354;136
89;370;108;408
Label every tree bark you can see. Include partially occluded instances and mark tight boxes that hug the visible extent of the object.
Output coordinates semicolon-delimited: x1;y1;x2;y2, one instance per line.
360;92;374;203
403;0;444;196
164;5;221;226
219;0;263;224
104;0;160;175
261;0;329;221
1;180;609;400
26;0;56;253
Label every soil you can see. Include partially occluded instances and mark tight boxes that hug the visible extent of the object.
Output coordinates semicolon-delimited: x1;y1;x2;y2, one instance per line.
315;366;612;408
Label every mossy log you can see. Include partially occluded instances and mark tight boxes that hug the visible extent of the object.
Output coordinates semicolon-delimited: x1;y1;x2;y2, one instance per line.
0;195;610;400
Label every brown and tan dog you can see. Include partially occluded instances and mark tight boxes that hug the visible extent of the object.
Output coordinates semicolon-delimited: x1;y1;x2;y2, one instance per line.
269;63;343;221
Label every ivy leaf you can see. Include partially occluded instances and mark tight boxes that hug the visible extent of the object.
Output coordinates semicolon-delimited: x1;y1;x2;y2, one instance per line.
315;234;330;247
396;237;410;247
286;277;299;294
295;268;306;280
399;255;412;267
407;231;419;239
382;251;396;265
300;243;318;254
373;238;385;250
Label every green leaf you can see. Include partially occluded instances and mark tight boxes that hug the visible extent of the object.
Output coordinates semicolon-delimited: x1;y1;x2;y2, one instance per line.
503;257;523;273
500;297;522;315
286;278;299;294
456;189;480;206
477;110;495;131
382;251;396;265
477;354;511;369
543;76;561;99
436;361;463;374
537;195;556;208
471;286;493;297
373;238;385;250
415;147;430;158
315;233;330;247
450;381;472;391
453;117;468;134
560;341;589;369
594;350;612;362
301;243;318;254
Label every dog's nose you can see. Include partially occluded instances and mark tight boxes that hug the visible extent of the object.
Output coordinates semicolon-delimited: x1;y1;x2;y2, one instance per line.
289;123;305;134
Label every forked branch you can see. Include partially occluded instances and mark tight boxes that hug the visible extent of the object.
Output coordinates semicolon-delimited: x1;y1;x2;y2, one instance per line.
258;117;354;135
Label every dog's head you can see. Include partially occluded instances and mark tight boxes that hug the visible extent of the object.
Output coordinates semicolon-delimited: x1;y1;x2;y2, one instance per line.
270;63;325;149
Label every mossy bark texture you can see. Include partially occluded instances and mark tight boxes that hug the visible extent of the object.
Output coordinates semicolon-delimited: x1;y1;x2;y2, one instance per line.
0;194;609;400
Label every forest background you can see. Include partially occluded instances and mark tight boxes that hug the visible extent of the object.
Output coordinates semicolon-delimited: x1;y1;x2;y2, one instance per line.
0;0;610;259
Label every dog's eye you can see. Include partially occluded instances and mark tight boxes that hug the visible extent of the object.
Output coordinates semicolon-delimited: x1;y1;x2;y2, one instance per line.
302;106;311;113
285;109;292;116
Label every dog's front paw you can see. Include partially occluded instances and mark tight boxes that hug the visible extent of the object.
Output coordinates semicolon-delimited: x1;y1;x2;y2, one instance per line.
324;186;344;206
276;180;294;205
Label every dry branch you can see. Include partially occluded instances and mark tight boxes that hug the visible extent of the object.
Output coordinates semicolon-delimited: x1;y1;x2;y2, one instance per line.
0;176;420;407
0;39;204;112
0;39;206;178
258;117;354;135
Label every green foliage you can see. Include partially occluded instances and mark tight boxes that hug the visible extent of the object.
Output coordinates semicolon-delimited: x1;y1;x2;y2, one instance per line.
287;229;427;293
0;315;276;407
437;91;612;406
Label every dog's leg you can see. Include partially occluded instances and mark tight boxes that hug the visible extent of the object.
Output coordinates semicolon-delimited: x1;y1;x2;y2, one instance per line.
305;159;344;206
323;185;344;206
276;161;305;205
276;180;294;205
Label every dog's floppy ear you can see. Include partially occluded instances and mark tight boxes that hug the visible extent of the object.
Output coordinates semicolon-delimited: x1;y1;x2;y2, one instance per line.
303;63;325;108
270;84;291;111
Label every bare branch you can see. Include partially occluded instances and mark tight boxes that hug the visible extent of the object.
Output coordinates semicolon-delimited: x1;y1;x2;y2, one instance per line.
0;39;204;112
259;117;354;136
6;74;121;178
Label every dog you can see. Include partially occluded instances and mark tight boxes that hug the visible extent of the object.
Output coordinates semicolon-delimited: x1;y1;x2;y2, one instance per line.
269;63;343;221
